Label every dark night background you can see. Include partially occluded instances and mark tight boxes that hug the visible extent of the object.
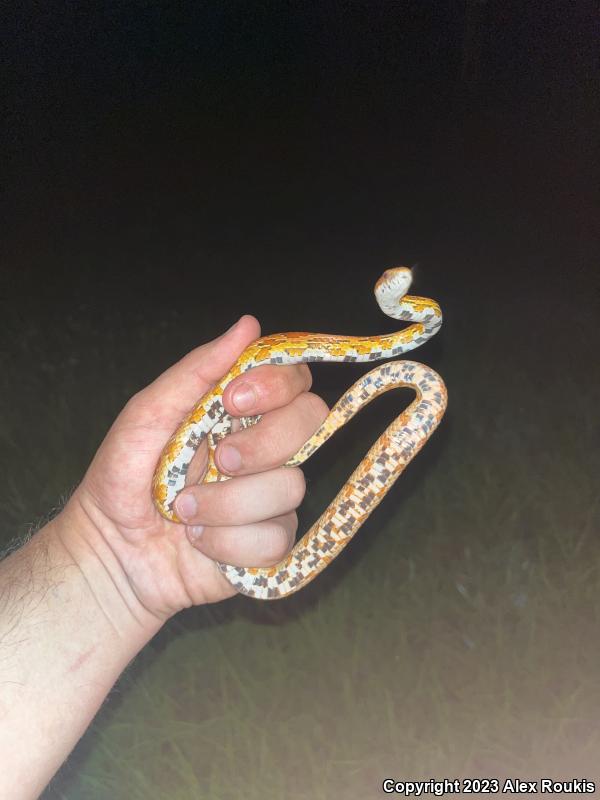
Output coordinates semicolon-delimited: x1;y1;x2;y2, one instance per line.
1;2;599;797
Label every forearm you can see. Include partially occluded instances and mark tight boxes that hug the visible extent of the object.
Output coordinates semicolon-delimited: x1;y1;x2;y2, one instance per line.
0;509;162;799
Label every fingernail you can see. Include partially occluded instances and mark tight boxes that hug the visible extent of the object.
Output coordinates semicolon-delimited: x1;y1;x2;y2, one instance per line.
175;493;198;521
187;525;204;541
219;444;242;472
231;383;256;412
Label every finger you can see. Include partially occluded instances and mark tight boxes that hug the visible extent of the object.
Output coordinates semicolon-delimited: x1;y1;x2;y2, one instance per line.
186;512;298;567
174;466;306;527
181;362;314;484
215;392;328;476
222;363;312;417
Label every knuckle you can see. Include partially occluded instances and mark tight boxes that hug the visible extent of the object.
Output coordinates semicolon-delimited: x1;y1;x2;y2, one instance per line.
267;368;292;400
252;425;286;466
124;388;141;408
123;389;148;418
285;511;299;539
263;517;297;562
219;481;243;520
283;467;306;508
299;364;313;390
199;533;229;564
123;390;170;431
264;365;311;402
302;391;329;425
263;531;291;563
212;532;240;565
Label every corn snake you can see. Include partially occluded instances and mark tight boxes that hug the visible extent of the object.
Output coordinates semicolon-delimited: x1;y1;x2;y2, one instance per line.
152;267;447;599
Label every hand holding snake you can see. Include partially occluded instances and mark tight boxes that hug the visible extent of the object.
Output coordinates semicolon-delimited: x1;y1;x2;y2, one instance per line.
153;267;447;600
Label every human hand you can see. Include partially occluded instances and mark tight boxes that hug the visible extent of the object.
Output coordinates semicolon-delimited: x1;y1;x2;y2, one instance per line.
61;315;328;620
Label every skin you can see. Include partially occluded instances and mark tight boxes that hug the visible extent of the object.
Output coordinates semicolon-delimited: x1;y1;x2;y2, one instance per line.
0;315;328;799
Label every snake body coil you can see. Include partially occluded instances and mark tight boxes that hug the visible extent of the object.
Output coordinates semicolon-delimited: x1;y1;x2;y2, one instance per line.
153;267;447;599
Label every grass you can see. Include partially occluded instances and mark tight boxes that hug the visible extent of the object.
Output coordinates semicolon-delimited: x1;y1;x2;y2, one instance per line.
1;281;599;799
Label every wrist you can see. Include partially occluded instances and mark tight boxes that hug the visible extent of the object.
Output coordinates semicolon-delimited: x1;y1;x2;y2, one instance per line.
0;502;163;799
53;496;164;644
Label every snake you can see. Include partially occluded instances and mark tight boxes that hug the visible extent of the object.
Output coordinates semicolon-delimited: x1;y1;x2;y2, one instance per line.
152;266;447;600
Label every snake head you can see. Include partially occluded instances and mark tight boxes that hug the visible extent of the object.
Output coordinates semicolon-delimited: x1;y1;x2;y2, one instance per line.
375;266;413;305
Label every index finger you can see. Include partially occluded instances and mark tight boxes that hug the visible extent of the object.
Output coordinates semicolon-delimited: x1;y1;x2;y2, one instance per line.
222;363;313;417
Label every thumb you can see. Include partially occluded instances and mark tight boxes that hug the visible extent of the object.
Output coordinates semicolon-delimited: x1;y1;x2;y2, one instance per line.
141;315;261;419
